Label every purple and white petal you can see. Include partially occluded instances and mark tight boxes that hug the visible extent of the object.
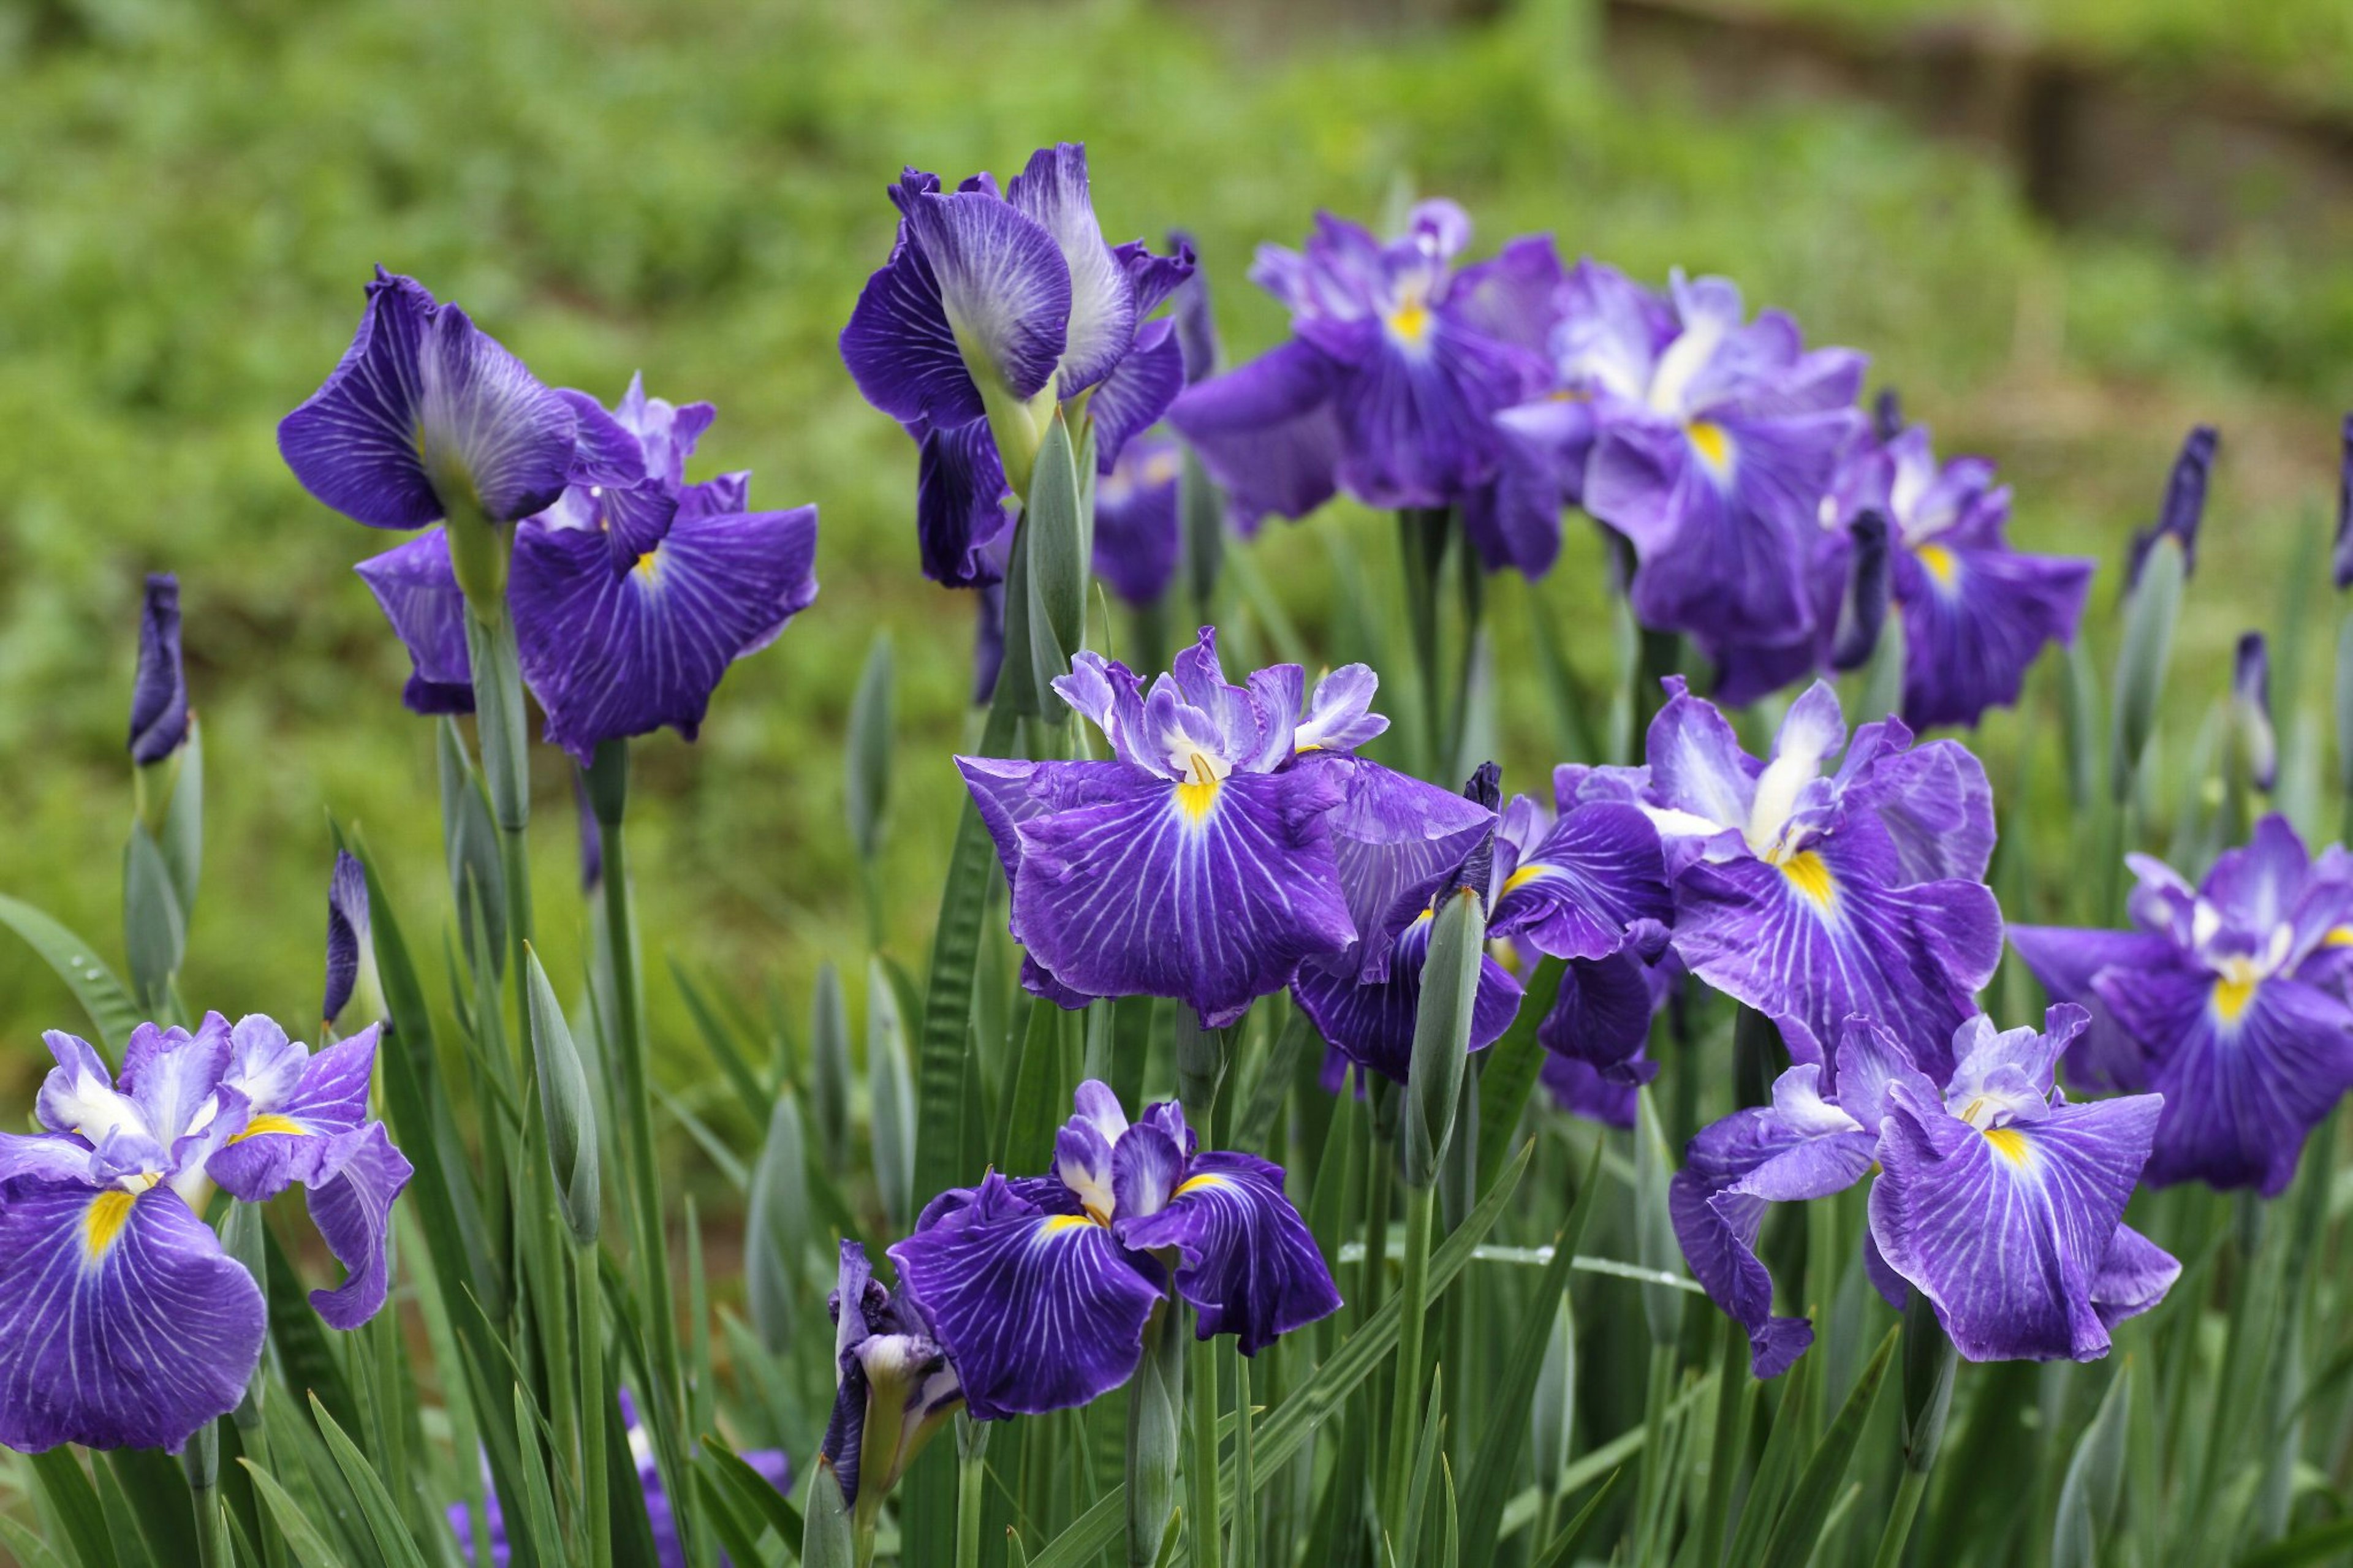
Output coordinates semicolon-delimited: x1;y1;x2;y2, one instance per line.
1114;1150;1340;1353
1006;143;1136;398
304;1122;414;1330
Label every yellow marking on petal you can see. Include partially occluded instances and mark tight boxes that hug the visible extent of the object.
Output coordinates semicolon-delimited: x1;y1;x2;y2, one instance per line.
1387;296;1431;346
85;1190;136;1262
1687;420;1731;471
634;549;662;581
1176;752;1223;825
2212;974;2259;1024
2326;926;2353;948
1915;542;1958;588
229;1113;309;1145
1982;1126;2031;1166
1778;850;1836;911
1040;1213;1104;1236
1499;862;1553;897
1173;1174;1230;1199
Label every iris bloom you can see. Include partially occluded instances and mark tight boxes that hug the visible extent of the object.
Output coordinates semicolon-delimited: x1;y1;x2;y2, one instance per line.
0;1013;411;1452
1169;202;1563;569
1675;1007;2176;1376
1825;421;2091;730
839;143;1193;586
1567;680;2001;1079
816;1241;961;1536
354;374;819;760
959;628;1380;1028
129;572;189;765
451;1392;789;1567
2010;816;2353;1195
890;1082;1338;1418
1093;434;1183;607
1514;263;1865;696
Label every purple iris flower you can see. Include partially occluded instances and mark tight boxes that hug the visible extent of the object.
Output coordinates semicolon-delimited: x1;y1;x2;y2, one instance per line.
1169;202;1562;564
0;1013;411;1452
1520;262;1866;694
1564;679;2001;1082
355;374;819;761
1093;434;1184;606
1825;422;2092;730
451;1392;789;1567
890;1081;1339;1419
279;269;578;533
2010;816;2353;1195
958;627;1379;1028
1540;1054;1640;1128
129;573;190;765
839;143;1194;586
322;849;376;1035
1675;1007;2177;1376
819;1241;963;1529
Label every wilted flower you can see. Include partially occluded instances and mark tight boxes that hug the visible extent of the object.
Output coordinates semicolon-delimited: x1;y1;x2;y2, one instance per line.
0;1014;410;1452
820;1241;961;1535
1825;420;2092;730
2010;815;2353;1194
1170;201;1561;563
1565;680;2001;1078
839;143;1194;585
1674;1007;2176;1376
129;572;191;766
279;269;578;538
958;628;1375;1027
1517;263;1865;694
889;1081;1338;1418
355;374;819;760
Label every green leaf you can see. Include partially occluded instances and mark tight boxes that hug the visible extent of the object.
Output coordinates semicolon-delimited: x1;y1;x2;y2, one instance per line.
1473;956;1563;1196
809;958;852;1170
240;1461;356;1568
670;960;769;1120
1528;1469;1621;1568
2053;1366;2134;1568
1178;446;1224;627
2112;531;2186;796
157;717;203;917
1025;407;1088;703
31;1442;124;1567
688;1466;769;1568
89;1454;159;1568
1723;1353;1817;1567
1026;1142;1537;1568
2236;1516;2353;1568
506;1384;568;1568
1398;1368;1446;1564
105;1449;199;1568
745;1089;811;1355
1230;1007;1314;1156
800;1458;857;1568
1404;887;1484;1189
308;1396;433;1568
437;719;506;979
999;980;1070;1177
702;1433;805;1548
868;955;915;1230
0;892;143;1059
1458;1143;1604;1562
524;945;602;1246
846;629;895;863
1632;1088;1682;1347
0;1510;80;1568
1759;1325;1899;1568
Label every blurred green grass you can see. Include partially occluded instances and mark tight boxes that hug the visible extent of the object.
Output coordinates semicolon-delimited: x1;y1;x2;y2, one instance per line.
1;0;2349;1113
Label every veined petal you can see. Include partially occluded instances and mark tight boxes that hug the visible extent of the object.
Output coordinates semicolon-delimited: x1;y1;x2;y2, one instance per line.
1294;940;1521;1086
128;574;189;765
841;208;989;431
1108;1116;1188;1222
277;271;443;529
118;1013;237;1159
0;1180;264;1452
917;418;1018;587
1323;760;1494;982
2090;1222;2180;1330
1489;802;1670;961
210;1023;380;1202
888;1177;1163;1420
1869;1083;2163;1362
304;1123;414;1330
1006;143;1137;398
1115;1151;1339;1353
1540;1051;1640;1128
1167;340;1344;528
1537;948;1664;1083
1093;433;1182;606
1894;540;2091;732
512;504;819;763
2006;925;2175;1093
354;528;476;715
1009;764;1354;1028
1669;1159;1813;1379
414;298;580;524
1086;319;1186;474
900;188;1072;404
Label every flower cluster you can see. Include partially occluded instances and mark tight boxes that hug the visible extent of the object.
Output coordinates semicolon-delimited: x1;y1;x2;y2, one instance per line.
282;271;819;759
1675;1006;2177;1376
0;1013;410;1452
2012;815;2353;1195
889;1081;1338;1418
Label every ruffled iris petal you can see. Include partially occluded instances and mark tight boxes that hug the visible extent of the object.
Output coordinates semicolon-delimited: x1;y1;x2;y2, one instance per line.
354;528;476;715
305;1123;415;1331
1005;143;1136;400
0;1181;265;1453
1114;1151;1341;1354
1167;339;1344;529
1894;540;2092;732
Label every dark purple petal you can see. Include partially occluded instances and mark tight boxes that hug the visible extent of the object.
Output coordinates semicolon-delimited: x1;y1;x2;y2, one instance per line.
1005;763;1355;1028
1092;435;1183;606
1540;1052;1640;1127
2126;425;2217;587
1446;235;1564;355
1292;938;1521;1085
1893;539;2093;732
2335;413;2353;591
1167;341;1344;527
1329;314;1542;510
1108;1116;1186;1224
1537;949;1662;1083
1006;143;1135;398
839;217;987;430
209;1023;381;1202
129;573;189;764
323;851;371;1032
354;528;476;715
305;1121;414;1329
512;504;819;763
901;187;1072;402
1669;1158;1811;1379
1114;1150;1340;1353
887;1175;1162;1420
1088;319;1186;474
0;1180;264;1452
2090;1222;2180;1330
1869;1083;2163;1362
917;419;1018;588
1489;801;1670;962
1322;760;1496;982
2005;925;2174;1093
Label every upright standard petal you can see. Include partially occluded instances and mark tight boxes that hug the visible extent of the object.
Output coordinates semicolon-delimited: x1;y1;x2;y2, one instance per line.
129;574;190;764
898;189;1072;404
1869;1082;2164;1362
888;1175;1163;1420
354;528;476;714
1113;1150;1341;1354
0;1181;265;1452
1006;143;1137;399
512;504;820;763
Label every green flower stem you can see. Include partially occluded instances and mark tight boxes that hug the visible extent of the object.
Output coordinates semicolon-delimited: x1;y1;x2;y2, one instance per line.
1231;1347;1257;1568
1630;1339;1677;1568
185;1421;228;1568
1189;1320;1221;1568
1870;1466;1932;1568
1381;1179;1437;1536
1398;508;1449;780
576;1241;611;1568
959;1417;991;1568
1694;1313;1748;1568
